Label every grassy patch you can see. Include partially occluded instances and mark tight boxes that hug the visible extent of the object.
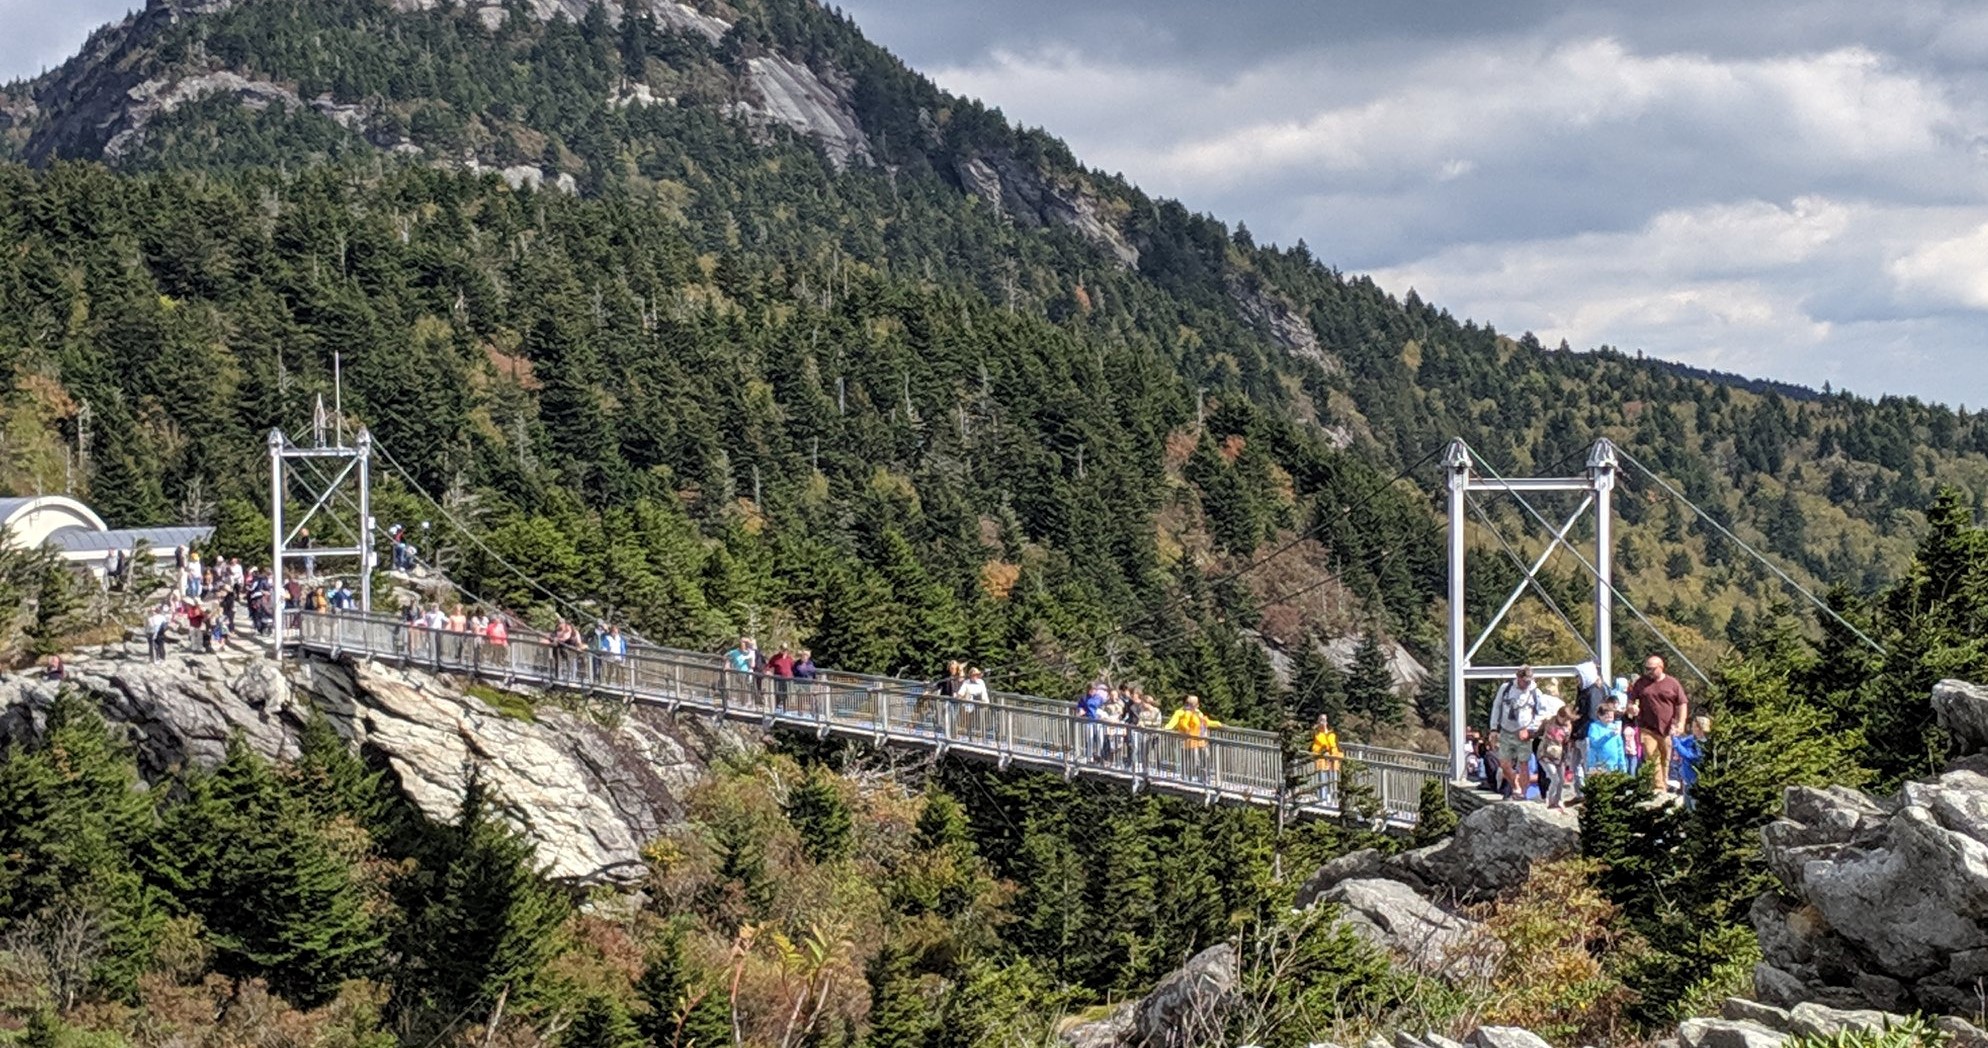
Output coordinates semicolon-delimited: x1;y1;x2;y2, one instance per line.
464;681;537;721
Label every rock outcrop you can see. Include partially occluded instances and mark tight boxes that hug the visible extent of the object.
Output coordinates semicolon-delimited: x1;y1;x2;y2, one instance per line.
954;152;1140;268
0;637;743;883
1754;726;1988;1014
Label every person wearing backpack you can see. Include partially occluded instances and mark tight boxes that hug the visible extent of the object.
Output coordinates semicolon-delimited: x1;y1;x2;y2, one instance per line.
1488;666;1545;800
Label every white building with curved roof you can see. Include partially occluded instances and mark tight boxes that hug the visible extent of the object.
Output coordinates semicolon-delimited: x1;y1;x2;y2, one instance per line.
0;495;214;577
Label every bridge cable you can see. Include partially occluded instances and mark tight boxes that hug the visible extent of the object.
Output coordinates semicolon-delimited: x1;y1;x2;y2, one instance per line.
371;441;618;632
1614;447;1887;656
1461;440;1712;686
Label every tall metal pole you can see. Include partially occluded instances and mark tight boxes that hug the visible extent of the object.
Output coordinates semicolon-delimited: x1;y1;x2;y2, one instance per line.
268;428;286;660
356;427;373;613
1444;439;1471;780
1589;438;1618;685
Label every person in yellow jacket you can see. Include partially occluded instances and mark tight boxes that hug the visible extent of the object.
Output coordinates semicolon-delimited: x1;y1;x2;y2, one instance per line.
1309;713;1343;802
1163;695;1223;782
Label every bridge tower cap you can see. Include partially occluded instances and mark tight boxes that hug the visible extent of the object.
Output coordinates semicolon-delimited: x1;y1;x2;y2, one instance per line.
1586;437;1619;471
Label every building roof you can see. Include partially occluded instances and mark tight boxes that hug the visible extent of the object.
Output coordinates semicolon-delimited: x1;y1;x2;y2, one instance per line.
44;526;214;554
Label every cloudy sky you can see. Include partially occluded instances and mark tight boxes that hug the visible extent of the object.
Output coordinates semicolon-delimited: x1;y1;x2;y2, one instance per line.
9;2;1988;404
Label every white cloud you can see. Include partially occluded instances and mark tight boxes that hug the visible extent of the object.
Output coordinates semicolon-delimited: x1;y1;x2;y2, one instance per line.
916;22;1988;403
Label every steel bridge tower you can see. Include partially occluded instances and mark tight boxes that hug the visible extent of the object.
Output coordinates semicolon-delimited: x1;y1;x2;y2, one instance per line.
1443;437;1618;779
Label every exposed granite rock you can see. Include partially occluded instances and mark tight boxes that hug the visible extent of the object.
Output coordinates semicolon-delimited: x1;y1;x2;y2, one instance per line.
1934;678;1988;757
1677;1018;1786;1048
1753;751;1988;1014
1317;878;1487;978
1131;943;1233;1048
0;641;742;883
1467;1028;1552;1048
955;151;1139;267
1399;801;1581;900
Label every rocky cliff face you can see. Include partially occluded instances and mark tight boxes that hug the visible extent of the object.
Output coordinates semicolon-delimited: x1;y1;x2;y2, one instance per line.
0;634;745;883
11;0;873;173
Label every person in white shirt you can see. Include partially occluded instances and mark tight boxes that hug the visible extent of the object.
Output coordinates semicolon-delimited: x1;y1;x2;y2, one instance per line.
958;666;990;740
1488;666;1546;800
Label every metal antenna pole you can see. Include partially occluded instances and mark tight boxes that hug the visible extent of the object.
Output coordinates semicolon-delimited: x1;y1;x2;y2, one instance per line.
1589;439;1619;684
334;351;345;447
1444;439;1470;780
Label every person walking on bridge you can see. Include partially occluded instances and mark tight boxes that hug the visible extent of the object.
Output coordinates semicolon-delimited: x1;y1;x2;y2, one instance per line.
1164;695;1222;783
1631;655;1689;794
1488;666;1545;801
1309;713;1343;803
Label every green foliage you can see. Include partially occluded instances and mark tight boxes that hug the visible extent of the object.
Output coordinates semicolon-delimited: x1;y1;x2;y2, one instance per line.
566;992;645;1048
1224;906;1409;1047
1409;778;1458;848
1344;631;1400;724
392;765;571;1032
1783;1015;1951;1048
861;942;930;1048
784;767;854;866
147;734;384;1005
0;692;163;999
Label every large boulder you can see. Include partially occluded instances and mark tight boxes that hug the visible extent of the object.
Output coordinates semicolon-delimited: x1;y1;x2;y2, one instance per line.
1754;760;1988;1013
1934;679;1988;757
1400;801;1580;899
0;643;743;883
1131;943;1235;1048
1318;878;1487;978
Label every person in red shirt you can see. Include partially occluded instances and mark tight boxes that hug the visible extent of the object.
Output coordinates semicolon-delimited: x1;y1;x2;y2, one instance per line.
1629;654;1689;794
766;644;796;711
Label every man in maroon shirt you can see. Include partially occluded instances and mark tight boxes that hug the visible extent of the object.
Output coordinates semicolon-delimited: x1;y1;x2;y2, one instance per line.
1630;654;1689;794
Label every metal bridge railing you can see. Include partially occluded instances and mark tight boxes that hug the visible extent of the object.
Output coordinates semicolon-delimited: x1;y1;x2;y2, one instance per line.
294;609;1446;824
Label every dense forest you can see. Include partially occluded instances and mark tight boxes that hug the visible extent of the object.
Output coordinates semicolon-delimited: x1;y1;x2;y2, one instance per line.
3;0;1988;1043
4;0;1988;732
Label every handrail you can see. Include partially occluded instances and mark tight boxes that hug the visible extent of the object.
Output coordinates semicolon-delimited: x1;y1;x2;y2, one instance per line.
289;609;1446;824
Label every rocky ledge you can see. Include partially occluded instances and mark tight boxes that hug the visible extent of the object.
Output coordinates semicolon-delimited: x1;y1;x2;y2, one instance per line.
0;636;748;883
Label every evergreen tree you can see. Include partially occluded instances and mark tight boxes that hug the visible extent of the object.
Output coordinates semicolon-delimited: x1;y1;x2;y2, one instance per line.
861;941;931;1048
784;767;853;866
635;925;695;1048
1343;631;1399;724
567;992;645;1048
394;765;570;1031
150;735;383;1005
288;706;393;830
0;692;162;997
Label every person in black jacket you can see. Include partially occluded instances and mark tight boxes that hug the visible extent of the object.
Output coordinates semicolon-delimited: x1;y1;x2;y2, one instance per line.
1568;660;1611;794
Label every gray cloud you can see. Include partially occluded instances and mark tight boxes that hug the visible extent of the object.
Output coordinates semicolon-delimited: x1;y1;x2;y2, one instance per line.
9;1;1988;402
843;0;1988;405
0;0;137;84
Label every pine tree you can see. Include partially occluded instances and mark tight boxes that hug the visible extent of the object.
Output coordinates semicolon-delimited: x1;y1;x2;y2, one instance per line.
394;765;570;1030
784;767;853;866
635;925;694;1048
0;692;162;997
150;734;384;1005
861;941;930;1048
567;992;645;1048
288;706;392;830
1344;631;1399;724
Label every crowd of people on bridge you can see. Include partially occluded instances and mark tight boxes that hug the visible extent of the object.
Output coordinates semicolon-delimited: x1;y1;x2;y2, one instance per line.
1468;655;1708;808
124;541;1377;806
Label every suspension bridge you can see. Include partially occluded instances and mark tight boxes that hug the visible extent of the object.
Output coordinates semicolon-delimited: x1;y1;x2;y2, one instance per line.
260;416;1876;828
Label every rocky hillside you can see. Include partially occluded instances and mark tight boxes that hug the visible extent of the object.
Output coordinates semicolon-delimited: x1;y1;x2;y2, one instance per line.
0;628;745;882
